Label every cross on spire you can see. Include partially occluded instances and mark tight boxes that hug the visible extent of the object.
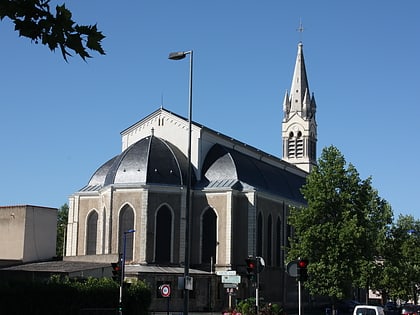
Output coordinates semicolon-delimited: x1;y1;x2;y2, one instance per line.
296;19;304;42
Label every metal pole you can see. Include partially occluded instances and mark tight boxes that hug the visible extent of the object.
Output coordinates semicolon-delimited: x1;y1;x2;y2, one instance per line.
119;230;135;315
168;50;193;315
298;280;302;315
184;49;193;315
256;259;259;315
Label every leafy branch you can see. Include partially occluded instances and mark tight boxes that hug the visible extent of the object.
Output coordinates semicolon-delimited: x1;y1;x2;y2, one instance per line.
0;0;105;61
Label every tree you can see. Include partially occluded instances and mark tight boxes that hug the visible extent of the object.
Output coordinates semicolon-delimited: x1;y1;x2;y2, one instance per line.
0;0;105;61
376;215;420;302
56;203;68;257
287;145;393;301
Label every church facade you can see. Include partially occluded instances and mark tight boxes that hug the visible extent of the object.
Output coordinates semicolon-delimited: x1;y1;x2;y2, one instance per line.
65;42;317;311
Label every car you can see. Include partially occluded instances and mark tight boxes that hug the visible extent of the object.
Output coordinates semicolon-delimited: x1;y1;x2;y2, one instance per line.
337;300;361;315
353;305;385;315
400;304;420;315
384;302;399;315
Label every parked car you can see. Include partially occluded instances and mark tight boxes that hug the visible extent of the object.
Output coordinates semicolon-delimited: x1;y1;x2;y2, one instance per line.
337;300;362;315
353;305;385;315
400;304;420;315
384;301;399;315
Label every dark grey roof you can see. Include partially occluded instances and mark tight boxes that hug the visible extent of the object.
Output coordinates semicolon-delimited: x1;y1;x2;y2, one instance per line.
80;135;195;191
199;144;306;203
1;261;109;273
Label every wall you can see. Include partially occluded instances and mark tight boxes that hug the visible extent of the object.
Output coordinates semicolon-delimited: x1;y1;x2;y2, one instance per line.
0;205;57;264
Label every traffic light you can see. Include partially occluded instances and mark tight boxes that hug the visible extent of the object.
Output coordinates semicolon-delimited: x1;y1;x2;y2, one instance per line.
111;260;122;282
245;256;257;277
297;259;308;282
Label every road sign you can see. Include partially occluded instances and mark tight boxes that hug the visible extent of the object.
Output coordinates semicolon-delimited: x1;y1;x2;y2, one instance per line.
221;275;241;284
159;284;171;297
216;270;236;276
223;283;238;288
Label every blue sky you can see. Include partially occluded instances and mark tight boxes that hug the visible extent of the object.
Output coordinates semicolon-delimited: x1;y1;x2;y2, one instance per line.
1;1;419;219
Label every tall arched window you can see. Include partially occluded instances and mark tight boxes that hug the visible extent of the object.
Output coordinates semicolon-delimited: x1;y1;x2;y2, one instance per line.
276;217;282;267
86;211;98;255
155;205;172;263
201;208;217;264
257;212;263;257
267;214;272;266
119;205;135;261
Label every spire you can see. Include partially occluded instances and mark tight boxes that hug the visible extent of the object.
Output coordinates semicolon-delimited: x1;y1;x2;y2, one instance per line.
281;42;317;173
289;42;310;114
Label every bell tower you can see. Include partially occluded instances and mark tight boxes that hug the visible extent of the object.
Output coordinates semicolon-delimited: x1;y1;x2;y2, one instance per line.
282;42;317;172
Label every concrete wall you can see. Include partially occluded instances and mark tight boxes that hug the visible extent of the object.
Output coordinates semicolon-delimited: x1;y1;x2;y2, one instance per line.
0;205;57;264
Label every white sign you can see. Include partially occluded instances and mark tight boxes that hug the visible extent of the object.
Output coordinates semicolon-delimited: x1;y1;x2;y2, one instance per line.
216;270;236;276
221;275;241;284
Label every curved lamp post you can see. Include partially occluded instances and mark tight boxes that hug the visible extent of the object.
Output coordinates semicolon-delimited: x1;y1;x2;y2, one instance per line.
168;50;193;315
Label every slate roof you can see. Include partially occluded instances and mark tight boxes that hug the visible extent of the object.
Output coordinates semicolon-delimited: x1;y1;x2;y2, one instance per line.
80;135;194;191
1;260;109;273
200;144;306;203
77;119;306;205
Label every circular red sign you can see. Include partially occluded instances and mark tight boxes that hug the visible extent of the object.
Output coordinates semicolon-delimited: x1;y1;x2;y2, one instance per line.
160;284;171;297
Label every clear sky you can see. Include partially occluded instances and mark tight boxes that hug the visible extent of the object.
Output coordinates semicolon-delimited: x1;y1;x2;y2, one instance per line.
1;1;419;219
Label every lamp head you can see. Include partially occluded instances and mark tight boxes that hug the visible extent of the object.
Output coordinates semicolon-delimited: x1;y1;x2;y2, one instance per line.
168;51;187;60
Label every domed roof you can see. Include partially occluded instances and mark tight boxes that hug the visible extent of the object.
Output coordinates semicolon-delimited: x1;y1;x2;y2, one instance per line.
80;135;193;191
200;144;305;202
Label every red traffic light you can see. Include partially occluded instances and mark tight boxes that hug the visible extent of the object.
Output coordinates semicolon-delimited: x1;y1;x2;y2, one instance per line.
298;259;308;268
111;262;121;272
245;257;256;274
297;259;308;282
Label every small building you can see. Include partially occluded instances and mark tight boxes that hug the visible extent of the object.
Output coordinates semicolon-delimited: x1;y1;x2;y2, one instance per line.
0;205;57;267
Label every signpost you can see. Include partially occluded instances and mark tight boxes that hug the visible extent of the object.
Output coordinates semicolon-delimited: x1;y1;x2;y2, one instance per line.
159;284;171;315
217;271;240;310
221;275;241;284
216;270;237;276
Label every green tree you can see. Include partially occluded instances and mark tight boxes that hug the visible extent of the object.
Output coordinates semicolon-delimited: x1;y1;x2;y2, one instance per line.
287;146;392;301
56;203;68;257
0;0;105;61
377;215;420;302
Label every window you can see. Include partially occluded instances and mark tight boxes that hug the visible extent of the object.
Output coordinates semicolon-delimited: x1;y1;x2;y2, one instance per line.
276;217;282;267
86;210;98;255
119;205;135;261
257;212;263;257
267;215;272;266
201;208;217;264
155;205;172;263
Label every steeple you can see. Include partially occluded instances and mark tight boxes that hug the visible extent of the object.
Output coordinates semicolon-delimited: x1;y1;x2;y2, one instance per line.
282;42;317;172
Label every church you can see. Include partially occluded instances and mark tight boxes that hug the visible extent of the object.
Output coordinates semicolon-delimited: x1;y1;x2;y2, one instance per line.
65;42;317;311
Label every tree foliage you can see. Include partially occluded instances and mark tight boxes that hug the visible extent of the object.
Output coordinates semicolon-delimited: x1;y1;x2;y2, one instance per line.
56;203;68;257
287;145;393;300
0;276;151;315
374;215;420;302
0;0;105;61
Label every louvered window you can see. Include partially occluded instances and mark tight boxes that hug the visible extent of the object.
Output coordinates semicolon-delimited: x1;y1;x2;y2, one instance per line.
288;131;303;158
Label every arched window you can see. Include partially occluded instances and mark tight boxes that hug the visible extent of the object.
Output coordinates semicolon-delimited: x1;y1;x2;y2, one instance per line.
119;205;135;261
267;214;272;266
201;208;217;264
155;205;172;263
276;217;281;267
257;212;263;257
86;211;98;255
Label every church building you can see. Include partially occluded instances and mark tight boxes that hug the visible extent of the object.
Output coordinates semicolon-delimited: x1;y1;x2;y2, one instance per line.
65;42;317;311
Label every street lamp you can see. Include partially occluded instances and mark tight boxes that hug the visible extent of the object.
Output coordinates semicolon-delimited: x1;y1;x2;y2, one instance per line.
119;229;135;315
168;50;193;315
